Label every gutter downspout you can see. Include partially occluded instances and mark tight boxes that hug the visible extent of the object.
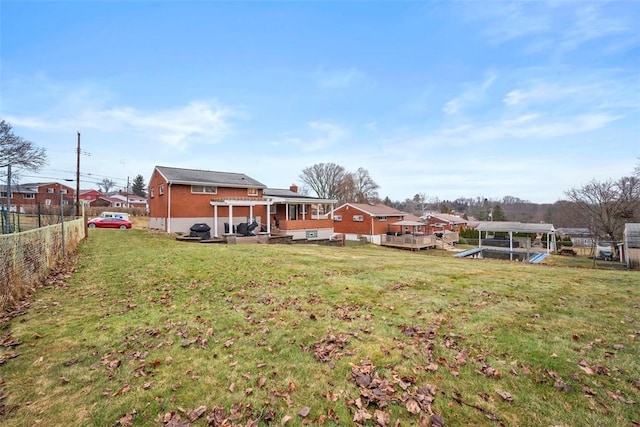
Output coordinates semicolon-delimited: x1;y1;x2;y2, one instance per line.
167;182;172;233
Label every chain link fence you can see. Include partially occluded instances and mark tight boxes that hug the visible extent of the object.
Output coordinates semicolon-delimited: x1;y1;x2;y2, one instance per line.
0;218;85;311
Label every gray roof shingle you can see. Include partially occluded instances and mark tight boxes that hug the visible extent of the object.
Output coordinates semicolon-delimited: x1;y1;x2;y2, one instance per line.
155;166;266;189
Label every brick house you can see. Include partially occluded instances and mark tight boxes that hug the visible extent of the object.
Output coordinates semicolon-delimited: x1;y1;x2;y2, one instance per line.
421;212;468;235
79;189;107;207
148;166;337;240
332;203;408;243
1;182;75;213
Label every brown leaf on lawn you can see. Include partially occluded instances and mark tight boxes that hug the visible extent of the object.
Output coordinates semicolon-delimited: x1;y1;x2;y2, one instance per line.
171;382;182;391
579;365;595;375
606;390;634;404
308;333;351;363
613;343;624;350
258;376;267;389
326;391;340;402
228;383;235;392
116;410;137;426
425;363;439;372
405;398;421;414
298;406;311;417
187;405;207;422
582;385;597;396
476;365;500;379
431;413;445;427
224;338;235;348
374;409;390;426
496;389;513;402
165;356;173;365
633;379;640;391
353;408;372;422
113;383;131;396
281;414;292;425
59;376;70;385
143;382;152;390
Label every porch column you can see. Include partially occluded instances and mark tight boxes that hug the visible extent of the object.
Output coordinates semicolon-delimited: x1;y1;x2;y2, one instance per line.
266;203;271;234
213;204;219;237
228;204;233;234
509;231;513;261
249;205;254;222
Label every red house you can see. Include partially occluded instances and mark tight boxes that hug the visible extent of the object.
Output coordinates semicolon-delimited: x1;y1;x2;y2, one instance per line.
421;212;468;235
1;182;75;213
148;166;337;240
332;203;409;243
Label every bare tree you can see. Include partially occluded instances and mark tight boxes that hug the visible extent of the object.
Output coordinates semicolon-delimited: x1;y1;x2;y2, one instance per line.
1;119;47;170
564;177;640;242
340;167;379;204
99;178;116;194
299;163;346;200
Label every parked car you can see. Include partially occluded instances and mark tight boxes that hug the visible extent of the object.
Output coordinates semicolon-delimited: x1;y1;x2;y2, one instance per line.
88;217;132;229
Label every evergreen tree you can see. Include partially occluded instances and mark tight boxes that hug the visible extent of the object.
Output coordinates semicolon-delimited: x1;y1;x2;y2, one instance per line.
131;174;147;197
491;204;506;221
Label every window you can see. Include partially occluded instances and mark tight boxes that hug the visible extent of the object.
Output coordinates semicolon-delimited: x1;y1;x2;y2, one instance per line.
159;184;164;195
378;216;387;221
333;215;342;221
191;185;217;194
61;189;68;194
353;215;364;222
270;204;277;215
47;188;54;193
0;192;11;198
62;200;69;205
247;188;258;196
24;193;35;199
150;188;155;198
45;199;52;206
306;230;318;239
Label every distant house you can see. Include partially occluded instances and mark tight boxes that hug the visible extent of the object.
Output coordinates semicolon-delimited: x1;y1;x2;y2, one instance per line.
147;165;336;240
555;227;594;247
79;189;107;207
421;212;468;235
621;223;640;269
332;203;408;243
1;182;75;212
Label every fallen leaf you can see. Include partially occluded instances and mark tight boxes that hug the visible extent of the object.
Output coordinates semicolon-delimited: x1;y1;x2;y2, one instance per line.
374;409;390;426
353;408;372;422
496;389;513;402
405;398;421;414
298;406;311;418
187;405;207;422
281;414;292;425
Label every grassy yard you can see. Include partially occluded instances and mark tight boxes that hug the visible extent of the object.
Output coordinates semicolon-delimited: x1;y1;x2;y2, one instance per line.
0;229;638;426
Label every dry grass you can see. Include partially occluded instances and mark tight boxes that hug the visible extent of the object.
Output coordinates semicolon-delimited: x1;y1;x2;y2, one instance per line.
0;230;638;426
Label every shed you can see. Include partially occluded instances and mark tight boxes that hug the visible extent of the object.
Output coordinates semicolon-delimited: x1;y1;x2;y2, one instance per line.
622;223;640;269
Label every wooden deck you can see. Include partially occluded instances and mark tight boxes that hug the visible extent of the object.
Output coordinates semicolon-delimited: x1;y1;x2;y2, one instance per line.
381;234;437;251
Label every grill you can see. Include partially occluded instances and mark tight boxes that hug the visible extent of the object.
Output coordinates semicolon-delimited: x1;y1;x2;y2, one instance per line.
189;223;211;240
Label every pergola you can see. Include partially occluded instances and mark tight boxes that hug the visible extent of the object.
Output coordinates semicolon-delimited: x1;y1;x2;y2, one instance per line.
210;198;273;238
477;221;556;260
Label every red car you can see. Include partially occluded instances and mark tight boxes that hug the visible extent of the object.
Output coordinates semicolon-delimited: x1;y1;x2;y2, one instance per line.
87;217;132;229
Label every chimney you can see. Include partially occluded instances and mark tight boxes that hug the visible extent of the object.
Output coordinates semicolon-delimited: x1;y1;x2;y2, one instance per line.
290;183;298;193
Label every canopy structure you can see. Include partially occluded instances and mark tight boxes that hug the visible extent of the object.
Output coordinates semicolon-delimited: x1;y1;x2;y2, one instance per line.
476;221;556;259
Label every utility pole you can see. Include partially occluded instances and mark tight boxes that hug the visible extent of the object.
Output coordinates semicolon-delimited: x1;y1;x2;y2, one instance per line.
76;132;81;217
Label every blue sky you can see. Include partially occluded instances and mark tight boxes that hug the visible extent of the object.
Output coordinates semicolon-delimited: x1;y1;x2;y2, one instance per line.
1;1;638;203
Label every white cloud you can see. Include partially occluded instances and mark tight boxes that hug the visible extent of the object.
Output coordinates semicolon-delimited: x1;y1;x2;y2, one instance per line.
7;101;240;150
442;71;497;115
316;67;367;89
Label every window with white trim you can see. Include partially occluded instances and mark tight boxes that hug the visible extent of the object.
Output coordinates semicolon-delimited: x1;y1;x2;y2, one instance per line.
61;189;68;194
333;215;342;221
47;188;54;193
247;188;258;196
150;188;155;198
0;192;11;198
353;215;364;222
159;184;164;195
378;216;387;221
191;185;217;194
23;194;35;199
45;199;52;206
